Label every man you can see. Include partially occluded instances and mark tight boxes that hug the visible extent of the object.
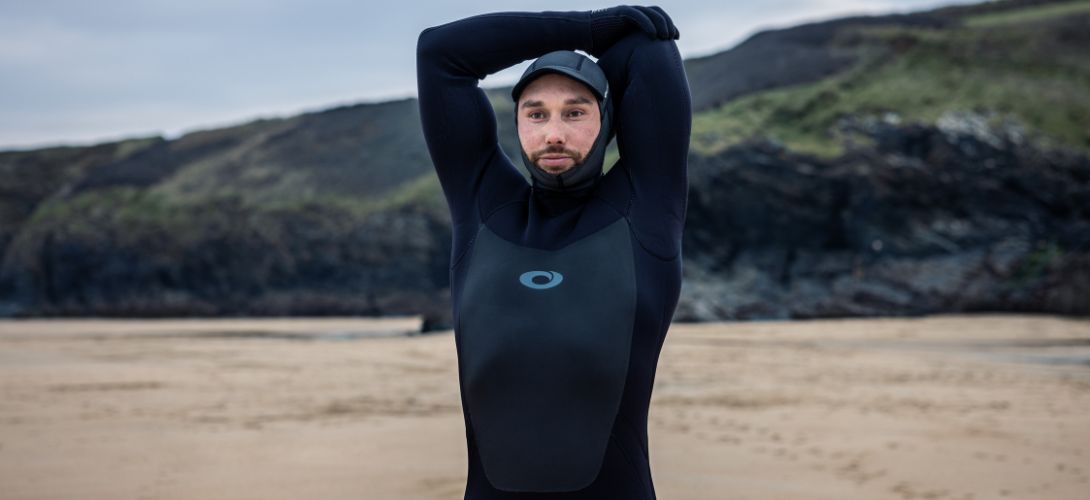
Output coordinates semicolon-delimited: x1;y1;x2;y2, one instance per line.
416;5;690;499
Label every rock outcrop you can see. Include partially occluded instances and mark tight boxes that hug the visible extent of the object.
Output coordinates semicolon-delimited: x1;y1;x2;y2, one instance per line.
679;113;1089;320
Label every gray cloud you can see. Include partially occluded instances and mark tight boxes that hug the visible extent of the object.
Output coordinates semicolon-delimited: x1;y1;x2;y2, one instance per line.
0;0;976;149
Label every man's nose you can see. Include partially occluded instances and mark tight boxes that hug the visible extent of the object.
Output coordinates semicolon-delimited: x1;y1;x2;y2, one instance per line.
544;122;565;144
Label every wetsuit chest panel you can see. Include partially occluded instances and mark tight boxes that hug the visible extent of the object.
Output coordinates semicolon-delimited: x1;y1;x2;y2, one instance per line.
459;216;637;492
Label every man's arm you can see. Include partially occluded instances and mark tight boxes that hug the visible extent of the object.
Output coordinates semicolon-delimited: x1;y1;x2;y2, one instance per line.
597;29;692;259
415;7;677;222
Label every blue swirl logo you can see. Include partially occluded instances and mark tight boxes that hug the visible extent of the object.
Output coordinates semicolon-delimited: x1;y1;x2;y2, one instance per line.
519;270;564;290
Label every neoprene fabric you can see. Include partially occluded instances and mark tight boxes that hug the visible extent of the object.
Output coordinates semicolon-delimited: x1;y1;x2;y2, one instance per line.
417;9;691;499
460;218;635;491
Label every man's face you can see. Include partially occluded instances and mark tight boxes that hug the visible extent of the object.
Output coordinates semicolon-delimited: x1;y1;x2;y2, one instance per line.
516;73;602;175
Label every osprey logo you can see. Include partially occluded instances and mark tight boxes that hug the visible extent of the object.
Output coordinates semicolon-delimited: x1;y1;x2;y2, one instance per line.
519;270;564;290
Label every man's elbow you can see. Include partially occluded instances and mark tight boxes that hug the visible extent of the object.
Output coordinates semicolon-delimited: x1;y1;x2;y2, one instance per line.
416;26;446;62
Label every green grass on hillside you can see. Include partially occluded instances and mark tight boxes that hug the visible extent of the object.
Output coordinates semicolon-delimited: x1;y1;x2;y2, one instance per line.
247;171;445;218
25;172;446;246
690;10;1090;158
966;0;1090;28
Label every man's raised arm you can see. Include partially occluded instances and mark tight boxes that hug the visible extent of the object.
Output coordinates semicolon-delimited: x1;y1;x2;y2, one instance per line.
596;22;691;259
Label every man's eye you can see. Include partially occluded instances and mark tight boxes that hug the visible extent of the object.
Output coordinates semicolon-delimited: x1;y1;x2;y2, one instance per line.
568;110;585;118
528;112;544;119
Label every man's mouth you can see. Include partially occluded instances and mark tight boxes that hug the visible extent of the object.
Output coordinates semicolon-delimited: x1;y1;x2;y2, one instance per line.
537;156;572;172
534;150;580;172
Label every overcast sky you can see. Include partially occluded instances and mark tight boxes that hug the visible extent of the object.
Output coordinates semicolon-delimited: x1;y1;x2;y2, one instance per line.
0;0;978;150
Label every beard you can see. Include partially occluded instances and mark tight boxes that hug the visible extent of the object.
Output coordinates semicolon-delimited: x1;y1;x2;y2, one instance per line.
527;145;586;174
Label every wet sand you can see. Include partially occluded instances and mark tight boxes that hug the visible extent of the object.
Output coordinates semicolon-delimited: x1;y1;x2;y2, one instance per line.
1;314;1087;499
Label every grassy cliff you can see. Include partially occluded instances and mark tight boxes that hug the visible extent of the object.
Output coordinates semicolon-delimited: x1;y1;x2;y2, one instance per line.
0;0;1086;320
689;0;1090;157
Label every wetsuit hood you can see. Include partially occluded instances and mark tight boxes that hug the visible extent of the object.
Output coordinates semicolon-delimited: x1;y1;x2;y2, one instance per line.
511;50;614;194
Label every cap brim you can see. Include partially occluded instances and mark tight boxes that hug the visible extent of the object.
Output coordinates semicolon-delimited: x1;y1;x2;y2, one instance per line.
511;66;606;102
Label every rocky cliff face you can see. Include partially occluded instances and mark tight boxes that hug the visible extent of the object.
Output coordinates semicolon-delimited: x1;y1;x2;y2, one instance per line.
680;112;1089;321
2;113;1084;329
0;196;452;320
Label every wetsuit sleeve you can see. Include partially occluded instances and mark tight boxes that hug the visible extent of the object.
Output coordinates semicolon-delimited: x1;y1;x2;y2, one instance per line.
415;12;594;222
597;33;692;259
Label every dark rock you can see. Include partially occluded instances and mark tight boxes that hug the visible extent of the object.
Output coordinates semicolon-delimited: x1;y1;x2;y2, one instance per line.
678;115;1090;321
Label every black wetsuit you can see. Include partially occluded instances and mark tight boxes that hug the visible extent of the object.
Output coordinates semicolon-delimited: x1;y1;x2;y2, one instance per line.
416;10;691;500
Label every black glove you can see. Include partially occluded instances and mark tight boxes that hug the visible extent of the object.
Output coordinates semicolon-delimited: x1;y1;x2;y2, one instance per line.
588;5;679;57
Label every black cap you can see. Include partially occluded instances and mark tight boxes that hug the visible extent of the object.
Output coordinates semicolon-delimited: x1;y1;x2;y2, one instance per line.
511;50;609;103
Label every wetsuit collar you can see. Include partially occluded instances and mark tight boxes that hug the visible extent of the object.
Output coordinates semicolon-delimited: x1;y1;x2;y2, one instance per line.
531;177;598;215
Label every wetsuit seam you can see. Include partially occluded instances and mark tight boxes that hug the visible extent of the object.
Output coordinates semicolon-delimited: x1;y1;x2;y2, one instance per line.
476;146;526;222
618;412;650;464
450;155;525;270
450;231;475;271
455;198;520;266
628;223;682;261
481;198;525;223
591;191;630;219
478;192;630;253
609;432;652;499
613;162;681;262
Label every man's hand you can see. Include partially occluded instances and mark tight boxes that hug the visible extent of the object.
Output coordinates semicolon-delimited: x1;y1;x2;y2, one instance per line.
589;6;679;56
604;6;679;40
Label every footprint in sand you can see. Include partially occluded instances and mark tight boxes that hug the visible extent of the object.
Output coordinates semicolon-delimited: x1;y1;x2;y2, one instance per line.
418;475;464;497
716;435;741;444
890;481;952;499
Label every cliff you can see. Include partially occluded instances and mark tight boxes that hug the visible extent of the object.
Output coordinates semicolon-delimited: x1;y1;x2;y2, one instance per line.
1;0;1087;329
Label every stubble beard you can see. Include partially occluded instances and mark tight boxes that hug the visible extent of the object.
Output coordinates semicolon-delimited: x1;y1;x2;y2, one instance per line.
528;145;586;175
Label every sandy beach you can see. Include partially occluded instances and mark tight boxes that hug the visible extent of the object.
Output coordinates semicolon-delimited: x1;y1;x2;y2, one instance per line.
1;314;1087;500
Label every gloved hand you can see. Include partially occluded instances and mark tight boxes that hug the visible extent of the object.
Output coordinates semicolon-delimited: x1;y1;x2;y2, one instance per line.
588;5;679;56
